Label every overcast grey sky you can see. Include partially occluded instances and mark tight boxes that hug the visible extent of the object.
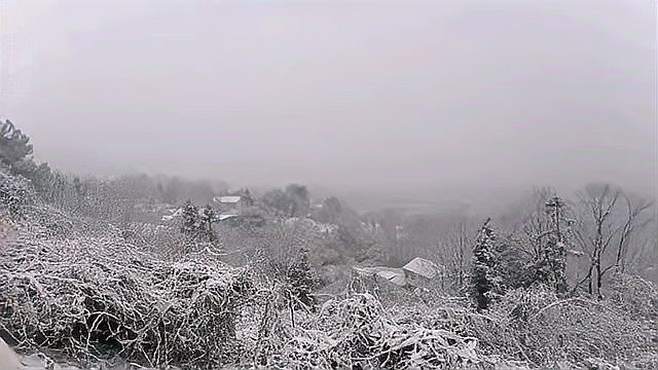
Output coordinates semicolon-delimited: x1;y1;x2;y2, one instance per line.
1;0;656;206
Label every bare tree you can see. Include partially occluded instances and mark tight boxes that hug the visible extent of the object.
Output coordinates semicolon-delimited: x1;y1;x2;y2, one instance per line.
440;221;472;291
516;187;559;260
609;195;653;274
572;184;653;299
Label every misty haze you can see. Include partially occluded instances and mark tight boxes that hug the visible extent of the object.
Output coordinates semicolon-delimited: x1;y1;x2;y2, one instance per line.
0;1;656;369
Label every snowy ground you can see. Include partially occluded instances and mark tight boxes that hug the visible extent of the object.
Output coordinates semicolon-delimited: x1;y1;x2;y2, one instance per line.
16;353;180;370
19;353;82;370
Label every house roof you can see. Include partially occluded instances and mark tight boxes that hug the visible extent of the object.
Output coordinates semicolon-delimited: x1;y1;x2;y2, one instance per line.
215;196;242;204
402;257;439;279
353;266;407;287
376;269;407;286
219;214;238;221
161;208;182;222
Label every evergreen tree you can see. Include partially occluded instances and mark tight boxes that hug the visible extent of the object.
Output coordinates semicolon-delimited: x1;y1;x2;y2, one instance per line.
316;196;342;224
0;120;52;191
286;248;319;310
262;189;293;216
534;238;567;293
263;184;311;217
285;184;310;217
492;240;529;291
470;218;502;311
181;200;201;236
242;188;254;206
0;120;33;166
199;204;217;242
533;196;568;293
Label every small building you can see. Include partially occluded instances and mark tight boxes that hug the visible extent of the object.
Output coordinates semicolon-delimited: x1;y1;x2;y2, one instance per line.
353;266;407;287
214;195;244;208
402;257;440;280
213;195;248;222
214;190;255;211
161;207;183;222
376;269;407;286
215;193;265;227
353;257;443;290
218;214;238;222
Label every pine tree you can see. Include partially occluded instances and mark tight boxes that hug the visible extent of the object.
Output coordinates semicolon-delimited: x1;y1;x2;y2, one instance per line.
470;218;502;311
0;120;52;191
199;204;217;242
286;248;319;310
533;196;568;293
181;200;200;237
493;240;528;291
0;120;33;166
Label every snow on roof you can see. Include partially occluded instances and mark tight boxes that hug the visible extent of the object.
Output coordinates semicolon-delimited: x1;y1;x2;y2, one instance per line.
353;266;407;287
402;257;439;279
354;266;385;275
215;196;242;204
161;208;182;222
376;270;407;286
567;249;585;257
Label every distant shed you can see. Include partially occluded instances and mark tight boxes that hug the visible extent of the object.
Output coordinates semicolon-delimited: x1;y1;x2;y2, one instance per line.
353;266;407;287
218;214;238;221
402;257;440;281
352;257;443;290
161;208;183;222
375;269;407;286
214;195;249;218
214;196;243;205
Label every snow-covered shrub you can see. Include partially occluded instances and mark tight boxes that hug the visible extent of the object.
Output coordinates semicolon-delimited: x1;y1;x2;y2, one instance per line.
467;285;657;368
253;292;484;369
0;227;253;369
0;170;33;219
605;272;658;325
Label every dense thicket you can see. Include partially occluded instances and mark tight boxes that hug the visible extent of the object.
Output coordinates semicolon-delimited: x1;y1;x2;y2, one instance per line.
0;120;656;369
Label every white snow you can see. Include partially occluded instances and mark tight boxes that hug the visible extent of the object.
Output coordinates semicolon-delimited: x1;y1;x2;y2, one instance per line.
214;196;242;204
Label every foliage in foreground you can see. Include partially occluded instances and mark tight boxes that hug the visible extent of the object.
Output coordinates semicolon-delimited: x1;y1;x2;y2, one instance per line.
0;157;656;369
469;285;658;368
248;292;482;369
0;223;252;369
1;224;657;369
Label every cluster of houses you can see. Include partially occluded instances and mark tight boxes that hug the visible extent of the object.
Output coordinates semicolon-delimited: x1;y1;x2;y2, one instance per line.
161;190;255;224
156;190;444;291
353;257;443;289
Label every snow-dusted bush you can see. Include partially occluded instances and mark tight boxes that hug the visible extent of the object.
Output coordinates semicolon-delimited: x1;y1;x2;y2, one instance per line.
253;292;484;369
605;272;658;325
467;285;658;368
0;226;253;369
0;170;33;219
